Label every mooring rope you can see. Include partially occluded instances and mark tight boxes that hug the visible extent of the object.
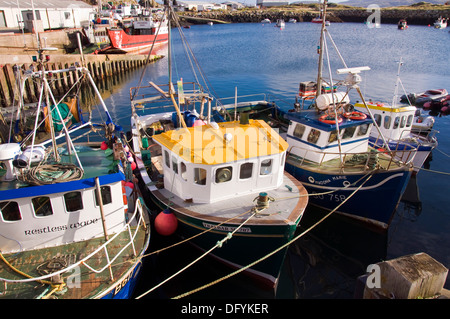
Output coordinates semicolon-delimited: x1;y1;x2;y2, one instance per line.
171;173;374;299
135;209;262;299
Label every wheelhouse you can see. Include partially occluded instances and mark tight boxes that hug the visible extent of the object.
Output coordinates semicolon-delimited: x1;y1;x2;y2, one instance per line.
285;111;373;163
152;119;288;203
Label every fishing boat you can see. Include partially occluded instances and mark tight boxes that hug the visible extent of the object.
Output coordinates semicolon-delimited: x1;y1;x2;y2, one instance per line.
276;19;285;29
411;110;435;133
353;59;438;174
0;57;150;298
398;19;408;30
129;5;308;288
105;10;169;54
219;1;414;230
311;6;330;26
261;18;271;24
434;16;447;29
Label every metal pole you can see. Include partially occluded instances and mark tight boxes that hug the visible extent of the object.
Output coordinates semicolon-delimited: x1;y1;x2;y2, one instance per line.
95;176;109;241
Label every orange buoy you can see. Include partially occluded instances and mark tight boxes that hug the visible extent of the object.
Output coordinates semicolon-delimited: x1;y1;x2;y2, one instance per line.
155;209;178;236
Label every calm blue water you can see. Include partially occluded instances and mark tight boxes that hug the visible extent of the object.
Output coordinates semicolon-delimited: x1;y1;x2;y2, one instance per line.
100;22;450;299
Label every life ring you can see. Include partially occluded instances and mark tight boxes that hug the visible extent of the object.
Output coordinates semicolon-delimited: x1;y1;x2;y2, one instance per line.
319;114;343;124
343;111;367;120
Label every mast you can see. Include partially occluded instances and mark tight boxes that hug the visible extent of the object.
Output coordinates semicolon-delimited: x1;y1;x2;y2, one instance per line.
315;0;327;100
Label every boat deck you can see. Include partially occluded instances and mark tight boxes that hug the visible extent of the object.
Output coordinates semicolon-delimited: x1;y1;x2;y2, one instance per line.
0;225;148;299
152;171;307;227
0;143;120;192
286;149;409;174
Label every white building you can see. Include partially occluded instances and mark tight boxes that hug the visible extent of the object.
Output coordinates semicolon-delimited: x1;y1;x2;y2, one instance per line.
222;1;246;10
0;0;95;30
177;1;228;11
256;0;289;7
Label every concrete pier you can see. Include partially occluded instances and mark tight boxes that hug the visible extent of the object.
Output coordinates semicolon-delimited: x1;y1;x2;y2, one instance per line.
355;252;449;299
0;54;163;108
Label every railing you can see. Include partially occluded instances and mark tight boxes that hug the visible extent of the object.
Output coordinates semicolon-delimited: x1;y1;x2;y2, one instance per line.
287;144;416;173
0;197;148;285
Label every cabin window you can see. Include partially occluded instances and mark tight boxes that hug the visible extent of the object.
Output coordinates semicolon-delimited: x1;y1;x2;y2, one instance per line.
239;162;253;179
384;116;391;129
374;114;382;127
307;129;320;144
293;124;306;139
406;115;413;127
194;167;207;185
342;126;356;140
64;191;83;212
172;156;178;174
0;201;21;221
180;162;187;181
94;186;112;206
328;130;338;143
64;12;71;20
32;196;53;217
357;124;369;136
215;166;233;183
400;116;406;128
164;150;170;168
260;159;272;175
393;116;400;129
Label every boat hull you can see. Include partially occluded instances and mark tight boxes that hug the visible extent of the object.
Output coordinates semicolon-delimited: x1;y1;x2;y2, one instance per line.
100;261;144;299
107;28;168;54
285;161;412;229
147;187;300;288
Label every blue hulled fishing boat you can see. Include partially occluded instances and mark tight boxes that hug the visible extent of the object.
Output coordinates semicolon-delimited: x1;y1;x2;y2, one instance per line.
218;0;415;230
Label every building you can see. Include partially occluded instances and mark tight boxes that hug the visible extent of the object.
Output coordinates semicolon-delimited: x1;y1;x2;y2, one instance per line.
222;1;246;10
0;0;95;30
256;0;289;7
177;1;228;12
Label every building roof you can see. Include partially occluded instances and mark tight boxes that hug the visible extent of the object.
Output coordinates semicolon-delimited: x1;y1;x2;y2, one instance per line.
153;119;288;165
0;0;94;9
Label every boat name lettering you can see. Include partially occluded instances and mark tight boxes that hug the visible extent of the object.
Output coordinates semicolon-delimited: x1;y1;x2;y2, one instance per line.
114;271;134;295
310;191;347;202
313;179;331;185
202;223;251;233
24;218;101;236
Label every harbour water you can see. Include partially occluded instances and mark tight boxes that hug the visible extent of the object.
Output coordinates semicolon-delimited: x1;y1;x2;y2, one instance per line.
94;21;450;299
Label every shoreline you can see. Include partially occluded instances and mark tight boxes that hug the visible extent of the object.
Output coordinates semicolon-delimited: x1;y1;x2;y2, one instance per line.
178;5;450;26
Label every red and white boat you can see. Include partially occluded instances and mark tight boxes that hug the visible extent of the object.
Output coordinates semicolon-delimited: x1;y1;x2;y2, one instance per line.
105;14;169;54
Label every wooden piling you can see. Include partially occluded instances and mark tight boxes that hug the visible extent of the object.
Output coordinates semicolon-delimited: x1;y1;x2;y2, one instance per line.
0;54;162;108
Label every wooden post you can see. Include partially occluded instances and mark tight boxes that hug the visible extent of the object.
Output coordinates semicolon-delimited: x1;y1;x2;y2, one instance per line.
0;65;12;107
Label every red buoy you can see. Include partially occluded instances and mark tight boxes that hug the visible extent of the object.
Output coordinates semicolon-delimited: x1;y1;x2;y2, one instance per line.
155;209;178;236
101;141;108;150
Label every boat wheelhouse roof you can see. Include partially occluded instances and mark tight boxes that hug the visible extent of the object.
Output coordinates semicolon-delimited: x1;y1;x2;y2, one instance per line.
152;119;288;165
285;110;373;132
354;101;416;113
